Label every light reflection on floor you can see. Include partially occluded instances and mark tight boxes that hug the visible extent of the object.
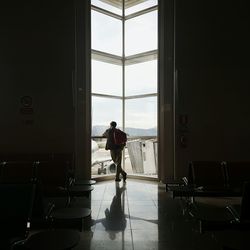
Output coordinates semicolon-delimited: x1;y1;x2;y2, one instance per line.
72;179;248;250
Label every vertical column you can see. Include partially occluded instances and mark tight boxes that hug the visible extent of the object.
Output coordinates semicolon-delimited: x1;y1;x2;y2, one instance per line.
74;0;92;179
158;0;175;182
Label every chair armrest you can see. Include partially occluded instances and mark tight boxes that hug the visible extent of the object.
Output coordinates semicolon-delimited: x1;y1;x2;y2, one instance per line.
226;205;240;223
44;202;55;219
68;177;75;187
182;177;188;186
11;238;26;250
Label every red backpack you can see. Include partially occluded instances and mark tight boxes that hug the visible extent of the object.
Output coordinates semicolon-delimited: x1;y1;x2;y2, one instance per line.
113;128;127;146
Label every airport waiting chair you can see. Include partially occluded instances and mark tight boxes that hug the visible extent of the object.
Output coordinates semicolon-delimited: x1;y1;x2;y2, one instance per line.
30;182;55;230
36;160;71;200
0;161;6;178
0;182;36;250
197;182;250;233
30;178;91;232
8;183;81;250
224;161;250;191
0;161;38;183
188;161;227;190
226;181;250;224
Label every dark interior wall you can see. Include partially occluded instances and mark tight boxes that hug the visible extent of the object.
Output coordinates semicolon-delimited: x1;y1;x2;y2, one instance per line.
0;1;75;153
175;0;250;177
2;0;249;178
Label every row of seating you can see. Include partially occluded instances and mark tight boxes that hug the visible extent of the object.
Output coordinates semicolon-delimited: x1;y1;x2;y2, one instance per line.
0;157;94;195
0;160;94;200
188;181;250;234
0;153;74;162
0;160;71;183
0;156;95;249
167;161;250;199
0;182;81;249
0;153;74;183
188;161;250;191
170;161;250;234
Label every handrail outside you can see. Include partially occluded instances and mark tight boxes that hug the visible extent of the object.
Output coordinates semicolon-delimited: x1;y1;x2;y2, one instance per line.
92;136;157;140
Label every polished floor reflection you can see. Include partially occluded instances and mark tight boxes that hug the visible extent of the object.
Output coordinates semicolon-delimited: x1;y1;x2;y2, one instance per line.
72;179;248;250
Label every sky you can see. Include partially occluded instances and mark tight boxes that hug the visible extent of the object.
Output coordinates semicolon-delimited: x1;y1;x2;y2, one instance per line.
91;0;158;132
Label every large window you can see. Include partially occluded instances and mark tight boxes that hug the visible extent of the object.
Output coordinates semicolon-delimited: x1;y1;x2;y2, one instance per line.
91;10;122;56
125;10;158;56
92;96;122;135
125;97;157;134
125;60;157;96
92;60;122;96
91;0;158;178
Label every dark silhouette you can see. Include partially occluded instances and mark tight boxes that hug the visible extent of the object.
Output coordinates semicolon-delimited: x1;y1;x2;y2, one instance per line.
103;121;127;182
91;182;127;240
102;182;127;234
91;182;159;240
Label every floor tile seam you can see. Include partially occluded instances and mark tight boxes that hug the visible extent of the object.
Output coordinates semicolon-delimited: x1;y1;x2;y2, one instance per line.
152;198;158;207
92;184;108;231
128;206;158;210
129;212;159;218
151;197;157;208
125;187;135;250
130;229;171;243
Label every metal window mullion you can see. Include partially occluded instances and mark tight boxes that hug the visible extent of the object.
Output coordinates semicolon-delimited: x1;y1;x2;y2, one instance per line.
91;49;123;65
125;50;158;60
91;49;158;66
92;49;122;60
122;0;125;132
121;0;126;235
91;5;122;20
92;93;123;100
125;5;158;20
122;0;126;172
125;50;158;65
125;93;157;100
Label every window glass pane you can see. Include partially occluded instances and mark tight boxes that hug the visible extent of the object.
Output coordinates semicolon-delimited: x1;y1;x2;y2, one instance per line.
125;60;157;96
92;60;122;96
92;96;122;136
125;97;157;136
125;0;157;16
91;10;122;56
91;0;122;15
125;10;157;56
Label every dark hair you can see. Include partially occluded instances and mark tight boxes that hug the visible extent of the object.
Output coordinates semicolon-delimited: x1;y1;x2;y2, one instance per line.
110;121;117;128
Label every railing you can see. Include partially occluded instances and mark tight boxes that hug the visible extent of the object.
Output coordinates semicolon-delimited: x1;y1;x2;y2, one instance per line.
91;135;157;142
91;136;157;177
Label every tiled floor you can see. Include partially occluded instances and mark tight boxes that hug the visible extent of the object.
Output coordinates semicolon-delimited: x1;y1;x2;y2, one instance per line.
71;179;248;250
